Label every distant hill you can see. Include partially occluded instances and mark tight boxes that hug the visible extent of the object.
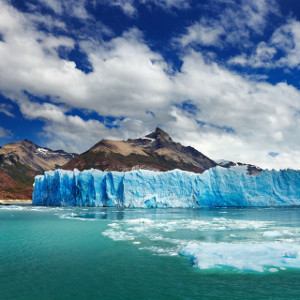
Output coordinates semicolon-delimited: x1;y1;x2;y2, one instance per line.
63;128;217;173
0;140;75;199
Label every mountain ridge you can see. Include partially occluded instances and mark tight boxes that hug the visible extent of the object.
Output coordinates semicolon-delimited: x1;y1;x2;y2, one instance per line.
0;128;262;199
0;140;76;199
63;128;218;173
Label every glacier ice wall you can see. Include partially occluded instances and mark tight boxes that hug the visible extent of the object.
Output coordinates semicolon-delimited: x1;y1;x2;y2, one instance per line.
32;167;300;207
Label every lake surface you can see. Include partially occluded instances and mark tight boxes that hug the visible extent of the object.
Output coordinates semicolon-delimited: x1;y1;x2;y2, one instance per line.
1;206;300;300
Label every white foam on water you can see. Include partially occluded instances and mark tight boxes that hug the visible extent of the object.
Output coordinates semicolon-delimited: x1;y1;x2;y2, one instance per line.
122;217;274;233
0;205;27;211
57;210;108;221
180;241;300;272
0;205;68;213
263;231;283;238
262;230;295;238
59;213;98;221
108;223;120;228
102;229;135;241
126;218;154;225
269;268;278;273
139;246;178;256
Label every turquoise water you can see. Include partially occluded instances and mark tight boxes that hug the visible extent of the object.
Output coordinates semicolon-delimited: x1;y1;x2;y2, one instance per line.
1;207;300;299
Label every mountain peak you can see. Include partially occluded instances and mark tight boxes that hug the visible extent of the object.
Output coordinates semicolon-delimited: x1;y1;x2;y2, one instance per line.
20;139;38;147
1;139;38;151
22;138;35;144
64;127;217;173
146;127;172;142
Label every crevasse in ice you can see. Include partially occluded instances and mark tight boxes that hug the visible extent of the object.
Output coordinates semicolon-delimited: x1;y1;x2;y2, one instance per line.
32;166;300;207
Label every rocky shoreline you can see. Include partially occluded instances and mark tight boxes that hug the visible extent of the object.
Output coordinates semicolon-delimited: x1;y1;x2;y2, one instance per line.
0;199;32;205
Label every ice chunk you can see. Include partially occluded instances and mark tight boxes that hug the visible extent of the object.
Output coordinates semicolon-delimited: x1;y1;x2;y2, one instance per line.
180;241;300;272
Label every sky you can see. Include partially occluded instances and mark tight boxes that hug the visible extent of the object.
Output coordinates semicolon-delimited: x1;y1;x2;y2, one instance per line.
1;0;300;169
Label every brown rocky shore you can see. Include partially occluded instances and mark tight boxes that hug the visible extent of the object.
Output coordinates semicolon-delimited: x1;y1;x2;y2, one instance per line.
0;199;32;205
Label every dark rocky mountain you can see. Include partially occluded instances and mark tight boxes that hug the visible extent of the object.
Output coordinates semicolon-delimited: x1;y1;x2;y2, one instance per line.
0;140;75;199
63;128;217;173
217;159;263;175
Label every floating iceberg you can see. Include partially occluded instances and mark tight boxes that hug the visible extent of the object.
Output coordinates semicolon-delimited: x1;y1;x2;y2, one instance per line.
180;241;300;272
32;166;300;207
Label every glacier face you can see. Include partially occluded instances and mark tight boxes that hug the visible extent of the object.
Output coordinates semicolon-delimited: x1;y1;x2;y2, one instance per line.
32;167;300;207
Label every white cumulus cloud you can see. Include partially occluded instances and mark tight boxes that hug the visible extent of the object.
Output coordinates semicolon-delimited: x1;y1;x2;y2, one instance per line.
1;1;300;170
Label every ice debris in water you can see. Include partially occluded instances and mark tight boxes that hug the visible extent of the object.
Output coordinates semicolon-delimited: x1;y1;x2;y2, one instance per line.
99;216;300;272
180;241;300;272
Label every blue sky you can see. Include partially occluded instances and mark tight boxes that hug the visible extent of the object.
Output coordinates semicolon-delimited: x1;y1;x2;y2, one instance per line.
1;0;300;169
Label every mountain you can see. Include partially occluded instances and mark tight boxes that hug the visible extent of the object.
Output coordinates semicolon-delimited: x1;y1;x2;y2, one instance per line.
0;128;263;200
63;128;217;173
0;140;75;199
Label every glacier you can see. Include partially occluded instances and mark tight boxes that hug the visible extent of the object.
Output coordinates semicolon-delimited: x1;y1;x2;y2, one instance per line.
32;166;300;207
